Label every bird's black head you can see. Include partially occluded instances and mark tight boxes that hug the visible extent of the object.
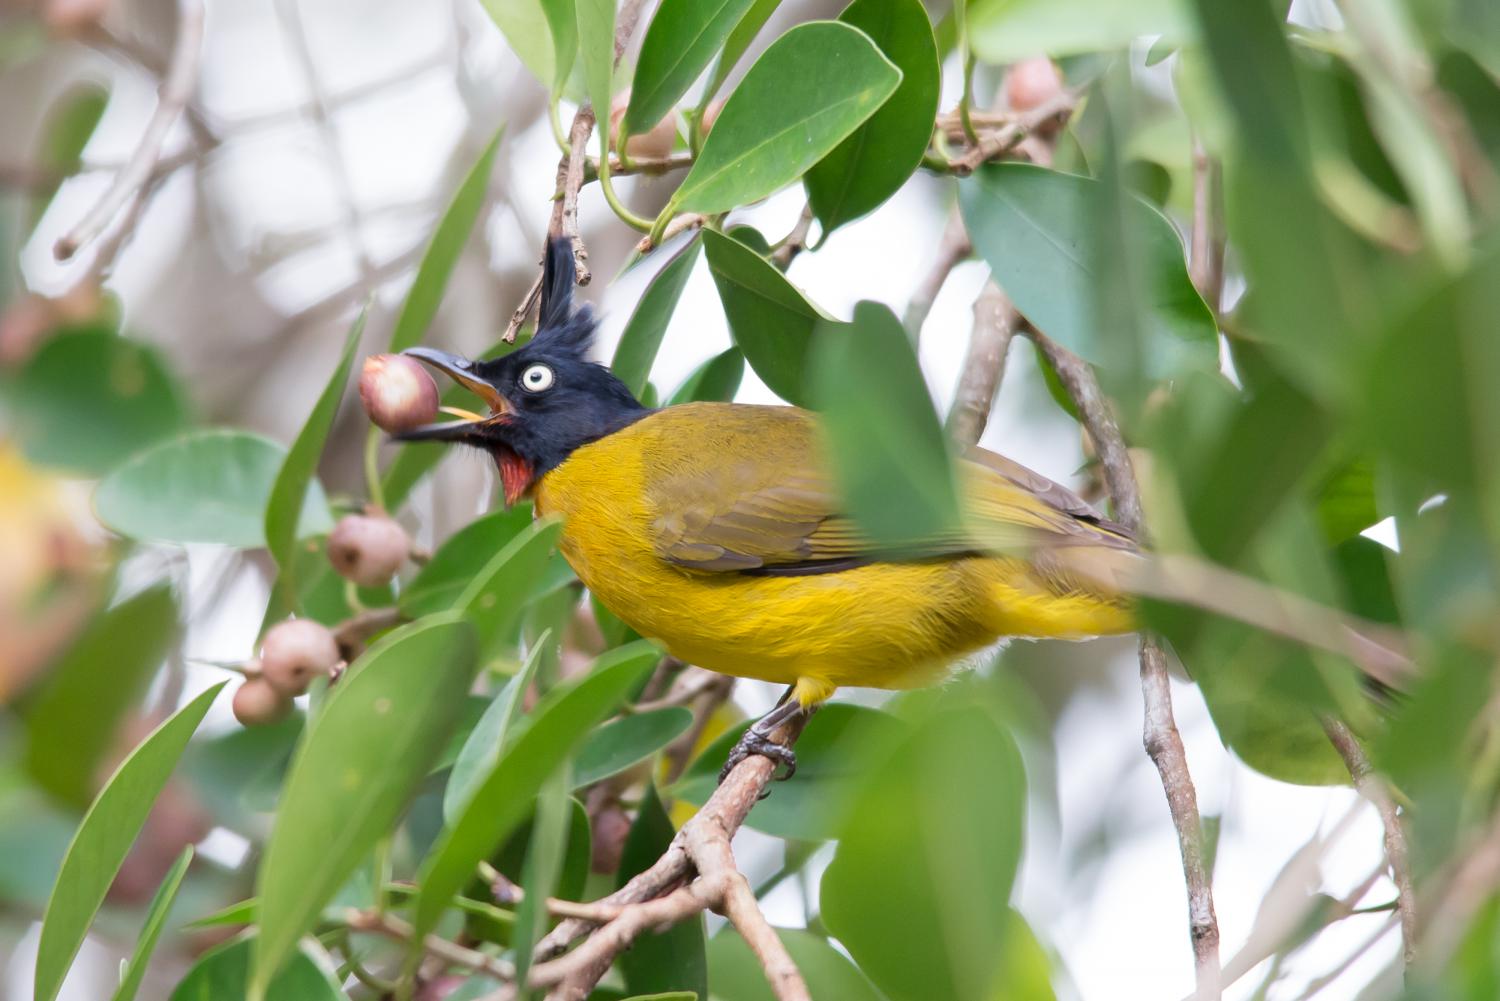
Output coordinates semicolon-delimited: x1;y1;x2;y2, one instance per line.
397;239;649;505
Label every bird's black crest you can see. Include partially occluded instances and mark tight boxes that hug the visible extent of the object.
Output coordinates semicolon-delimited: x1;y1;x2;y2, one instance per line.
534;238;595;357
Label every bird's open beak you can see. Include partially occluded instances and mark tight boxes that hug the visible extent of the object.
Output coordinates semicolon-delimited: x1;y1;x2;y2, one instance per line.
397;347;512;442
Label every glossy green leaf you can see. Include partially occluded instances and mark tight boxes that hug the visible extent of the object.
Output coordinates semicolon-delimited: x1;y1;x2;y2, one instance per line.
513;767;571;985
618;784;708;998
821;706;1028;1001
805;0;940;233
389;129;504;353
670;22;902;215
172;935;346;1001
612;238;701;399
960;163;1216;374
624;0;757;137
22;586;176;807
702;0;781;100
481;0;564;87
32;85;107;228
412;641;659;938
401;506;533;618
668;346;744;404
34;682;225;1001
96;430;332;548
574;0;615;134
456;516;565;655
708;927;882;1001
574;707;693;788
442;638;548;824
967;0;1193;64
11;327;189;476
811;301;963;550
251;616;477;996
675;704;903;840
110;846;193;1001
702;229;829;406
539;0;578;94
265;310;364;578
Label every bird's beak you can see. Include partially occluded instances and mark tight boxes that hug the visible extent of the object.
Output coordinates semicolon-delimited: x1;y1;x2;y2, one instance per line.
397;347;512;442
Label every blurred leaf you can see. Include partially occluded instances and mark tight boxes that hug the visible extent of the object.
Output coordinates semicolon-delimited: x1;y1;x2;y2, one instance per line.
389;129;504;353
0;788;72;907
675;704;904;840
110;846;193;1001
574;707;693;788
183;897;256;930
413;642;659;938
667;346;744;405
481;0;565;87
708;927;882;1001
513;768;572;986
1330;536;1400;625
702;229;829;405
34;682;224;1001
456;516;566;656
32;85;108;228
960;163;1216;374
443;639;548;824
401;506;533;618
806;0;940;234
1437;49;1500;164
96;430;332;548
21;585;177;807
172;935;346;1001
811;301;963;551
968;0;1193;64
574;0;615;142
1315;458;1379;545
182;714;303;824
669;22;902;215
821;706;1028;1001
703;0;781;100
11;327;189;476
539;0;578;95
625;0;757;137
612;238;701;399
251;616;477;996
618;784;707;998
265;310;364;589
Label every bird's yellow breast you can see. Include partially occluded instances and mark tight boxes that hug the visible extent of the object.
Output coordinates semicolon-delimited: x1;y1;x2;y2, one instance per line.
534;412;1132;705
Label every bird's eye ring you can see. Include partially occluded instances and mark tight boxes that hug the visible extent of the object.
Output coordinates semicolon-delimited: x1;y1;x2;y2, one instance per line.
520;363;555;393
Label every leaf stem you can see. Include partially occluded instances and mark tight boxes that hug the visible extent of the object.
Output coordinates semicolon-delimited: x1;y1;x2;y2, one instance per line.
595;132;654;233
364;427;386;512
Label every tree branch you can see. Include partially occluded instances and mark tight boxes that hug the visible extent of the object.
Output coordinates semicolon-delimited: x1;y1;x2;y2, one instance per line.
948;280;1020;447
903;209;971;339
54;0;205;261
1188;139;1225;311
947;90;1077;177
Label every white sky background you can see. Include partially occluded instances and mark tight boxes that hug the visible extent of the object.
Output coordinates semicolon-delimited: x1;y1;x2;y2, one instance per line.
10;0;1403;997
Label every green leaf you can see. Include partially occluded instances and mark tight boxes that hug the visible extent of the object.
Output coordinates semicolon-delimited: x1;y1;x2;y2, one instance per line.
251;616;477;996
574;707;693;788
34;682;225;1001
481;0;565;87
667;347;744;405
442;639;548;824
172;935;346;1001
32;85;108;228
456;516;566;656
574;0;615;134
624;0;757;137
708;927;882;1001
96;430;332;548
412;641;660;938
265;311;364;578
540;0;578;95
960;163;1216;374
967;0;1193;64
820;706;1027;1001
513;767;572;985
702;229;829;406
389;129;504;353
669;22;903;215
400;506;533;618
702;0;781;100
21;586;177;807
674;704;902;840
612;238;702;399
618;784;708;998
811;301;963;551
805;0;940;234
110;846;193;1001
10;327;189;476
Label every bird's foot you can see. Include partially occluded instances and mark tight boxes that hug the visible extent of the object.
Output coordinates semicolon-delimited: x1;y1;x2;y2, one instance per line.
718;727;798;787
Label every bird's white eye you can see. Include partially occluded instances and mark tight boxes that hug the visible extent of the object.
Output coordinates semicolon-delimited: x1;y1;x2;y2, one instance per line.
520;363;555;393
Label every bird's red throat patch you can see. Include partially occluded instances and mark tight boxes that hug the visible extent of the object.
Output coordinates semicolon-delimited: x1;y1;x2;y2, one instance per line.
494;448;535;507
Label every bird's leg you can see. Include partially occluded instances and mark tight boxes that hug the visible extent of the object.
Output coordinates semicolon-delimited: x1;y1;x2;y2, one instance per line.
719;687;806;786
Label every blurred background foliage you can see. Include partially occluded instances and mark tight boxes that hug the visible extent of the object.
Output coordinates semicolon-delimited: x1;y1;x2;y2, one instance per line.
1;0;1498;998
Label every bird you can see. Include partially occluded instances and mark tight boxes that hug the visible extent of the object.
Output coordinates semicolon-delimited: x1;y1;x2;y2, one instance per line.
396;238;1152;778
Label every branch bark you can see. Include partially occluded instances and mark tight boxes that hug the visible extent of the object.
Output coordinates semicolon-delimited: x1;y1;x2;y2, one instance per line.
903;209;971;339
948;280;1020;447
947;90;1077;177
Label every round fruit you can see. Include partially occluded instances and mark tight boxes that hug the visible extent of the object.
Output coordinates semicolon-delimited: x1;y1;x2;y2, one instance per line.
232;677;292;726
327;512;410;588
699;98;726;137
1005;56;1065;113
260;618;340;695
359;354;440;433
609;89;677;160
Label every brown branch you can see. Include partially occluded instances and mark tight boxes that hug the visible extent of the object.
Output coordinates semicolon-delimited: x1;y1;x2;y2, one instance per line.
947;90;1077;177
634;212;707;256
947;280;1020;447
332;606;406;661
1188;139;1225;312
54;0;205;261
770;203;815;269
1025;327;1221;999
345;908;515;982
903;209;971;338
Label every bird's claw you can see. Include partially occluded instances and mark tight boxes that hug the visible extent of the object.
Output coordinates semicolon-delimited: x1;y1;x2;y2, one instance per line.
718;728;798;791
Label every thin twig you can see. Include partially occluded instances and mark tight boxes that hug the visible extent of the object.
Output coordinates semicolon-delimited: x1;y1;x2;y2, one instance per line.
345;908;515;982
332;606;406;661
54;0;205;261
947;90;1077;177
634;212;706;256
1026;327;1221;999
770;203;815;269
947;280;1020;447
904;209;971;338
1188;138;1225;311
1322;716;1417;965
1289;915;1399;1001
